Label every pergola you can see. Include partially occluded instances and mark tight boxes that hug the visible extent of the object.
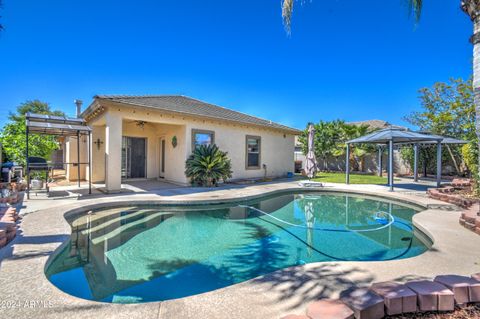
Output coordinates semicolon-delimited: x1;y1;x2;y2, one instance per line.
345;128;466;191
25;113;92;199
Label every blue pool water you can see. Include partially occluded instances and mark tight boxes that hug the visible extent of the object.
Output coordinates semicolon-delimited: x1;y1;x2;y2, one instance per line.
46;192;431;303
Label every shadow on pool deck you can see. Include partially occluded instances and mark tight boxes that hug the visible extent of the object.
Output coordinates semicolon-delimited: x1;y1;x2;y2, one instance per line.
252;263;375;310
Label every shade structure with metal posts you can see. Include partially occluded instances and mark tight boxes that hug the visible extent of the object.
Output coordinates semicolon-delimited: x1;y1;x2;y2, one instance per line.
25;112;92;199
346;128;466;191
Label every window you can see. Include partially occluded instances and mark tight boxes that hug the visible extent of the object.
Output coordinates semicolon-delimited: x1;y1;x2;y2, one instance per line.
246;135;261;169
192;129;215;149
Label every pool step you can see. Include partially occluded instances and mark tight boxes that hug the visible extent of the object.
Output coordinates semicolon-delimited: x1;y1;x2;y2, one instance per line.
281;273;480;319
80;209;157;235
90;212;171;245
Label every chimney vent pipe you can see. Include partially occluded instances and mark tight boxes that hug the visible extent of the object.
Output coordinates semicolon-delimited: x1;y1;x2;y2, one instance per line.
74;99;83;118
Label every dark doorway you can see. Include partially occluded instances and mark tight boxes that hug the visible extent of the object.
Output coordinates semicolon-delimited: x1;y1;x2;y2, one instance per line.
122;137;147;179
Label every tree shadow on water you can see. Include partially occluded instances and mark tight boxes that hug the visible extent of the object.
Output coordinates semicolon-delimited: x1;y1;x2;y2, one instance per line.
223;221;290;282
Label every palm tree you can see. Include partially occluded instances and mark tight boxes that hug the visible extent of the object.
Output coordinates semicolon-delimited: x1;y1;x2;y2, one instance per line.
0;0;3;31
462;1;480;183
185;144;233;187
282;0;480;185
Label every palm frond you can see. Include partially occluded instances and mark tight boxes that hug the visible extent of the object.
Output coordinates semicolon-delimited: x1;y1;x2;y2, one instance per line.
406;0;423;22
282;0;423;35
282;0;294;34
0;0;3;31
185;144;232;186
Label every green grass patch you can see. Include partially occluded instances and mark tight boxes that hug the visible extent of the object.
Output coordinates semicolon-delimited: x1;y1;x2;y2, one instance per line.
310;172;391;184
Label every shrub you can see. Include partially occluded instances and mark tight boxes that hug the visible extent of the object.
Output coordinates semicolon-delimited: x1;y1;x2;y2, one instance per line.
462;142;479;194
185;144;232;187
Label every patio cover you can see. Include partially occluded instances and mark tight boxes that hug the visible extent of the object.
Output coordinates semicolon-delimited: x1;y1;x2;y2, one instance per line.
25;113;92;198
345;128;467;191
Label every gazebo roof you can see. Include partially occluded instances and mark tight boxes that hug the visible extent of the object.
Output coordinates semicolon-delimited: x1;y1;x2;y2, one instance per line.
26;112;91;136
347;128;464;145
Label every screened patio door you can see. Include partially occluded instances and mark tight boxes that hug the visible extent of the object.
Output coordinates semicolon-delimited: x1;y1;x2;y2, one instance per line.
122;137;147;179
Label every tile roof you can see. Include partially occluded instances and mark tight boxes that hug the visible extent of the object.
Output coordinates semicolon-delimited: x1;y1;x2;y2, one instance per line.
348;119;406;130
93;95;301;134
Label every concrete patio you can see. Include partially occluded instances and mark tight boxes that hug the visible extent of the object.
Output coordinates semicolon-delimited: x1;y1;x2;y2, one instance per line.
0;180;479;319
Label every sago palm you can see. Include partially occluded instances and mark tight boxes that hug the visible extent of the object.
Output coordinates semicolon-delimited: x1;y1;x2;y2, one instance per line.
282;0;480;185
185;144;233;187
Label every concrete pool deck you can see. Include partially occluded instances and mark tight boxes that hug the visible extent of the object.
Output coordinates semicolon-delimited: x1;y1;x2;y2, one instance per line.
0;181;479;319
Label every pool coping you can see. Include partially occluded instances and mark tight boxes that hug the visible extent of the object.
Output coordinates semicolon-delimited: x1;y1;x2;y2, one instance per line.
1;181;479;319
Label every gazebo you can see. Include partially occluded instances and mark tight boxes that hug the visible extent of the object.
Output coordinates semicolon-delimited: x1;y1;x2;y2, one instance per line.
25;113;92;199
346;128;466;191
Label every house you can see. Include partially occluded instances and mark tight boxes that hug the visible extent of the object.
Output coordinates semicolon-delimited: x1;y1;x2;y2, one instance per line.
66;95;300;192
348;119;406;131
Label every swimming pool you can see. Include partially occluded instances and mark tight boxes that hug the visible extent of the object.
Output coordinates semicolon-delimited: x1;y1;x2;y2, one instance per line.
46;192;432;303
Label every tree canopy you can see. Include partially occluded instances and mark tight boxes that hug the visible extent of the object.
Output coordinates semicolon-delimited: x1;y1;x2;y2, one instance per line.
0;100;65;164
403;78;476;176
298;120;374;171
405;78;475;141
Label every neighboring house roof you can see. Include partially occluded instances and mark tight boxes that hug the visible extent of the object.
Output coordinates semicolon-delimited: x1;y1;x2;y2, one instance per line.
348;119;406;130
87;95;301;134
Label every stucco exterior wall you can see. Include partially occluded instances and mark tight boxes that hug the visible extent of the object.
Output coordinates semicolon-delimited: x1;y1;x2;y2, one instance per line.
184;121;295;180
65;136;88;181
91;125;105;183
83;102;296;188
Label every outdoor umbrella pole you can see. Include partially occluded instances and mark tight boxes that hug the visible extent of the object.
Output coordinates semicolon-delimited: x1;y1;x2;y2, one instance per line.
305;124;317;180
345;144;350;184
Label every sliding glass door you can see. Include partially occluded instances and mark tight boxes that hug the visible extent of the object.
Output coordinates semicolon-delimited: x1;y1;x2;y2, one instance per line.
121;137;147;179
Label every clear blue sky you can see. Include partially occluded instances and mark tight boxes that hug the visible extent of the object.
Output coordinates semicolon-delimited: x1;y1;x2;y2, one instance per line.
0;0;473;130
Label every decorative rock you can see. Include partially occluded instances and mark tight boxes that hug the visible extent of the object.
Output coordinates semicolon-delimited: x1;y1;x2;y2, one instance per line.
306;299;354;319
6;230;15;241
340;288;384;319
1;216;15;223
406;280;454;312
370;281;417;315
0;222;16;232
434;275;480;304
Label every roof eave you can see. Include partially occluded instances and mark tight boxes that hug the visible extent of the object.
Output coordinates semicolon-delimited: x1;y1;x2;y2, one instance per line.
95;97;302;135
